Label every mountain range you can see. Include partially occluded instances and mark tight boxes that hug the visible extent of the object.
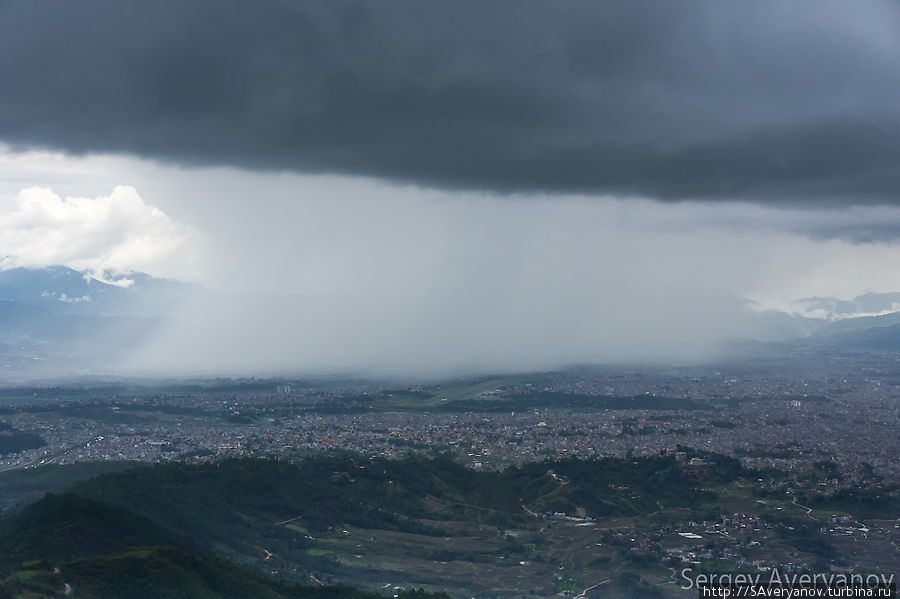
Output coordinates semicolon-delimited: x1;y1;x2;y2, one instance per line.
0;265;899;379
0;266;193;379
0;265;189;319
734;296;900;355
787;292;900;320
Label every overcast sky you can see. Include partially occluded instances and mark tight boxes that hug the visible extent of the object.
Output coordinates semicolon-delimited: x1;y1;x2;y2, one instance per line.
1;1;900;375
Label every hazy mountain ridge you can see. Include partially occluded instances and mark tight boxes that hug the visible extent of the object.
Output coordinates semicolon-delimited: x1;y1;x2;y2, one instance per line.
0;266;194;378
0;265;189;318
2;265;900;378
788;292;900;321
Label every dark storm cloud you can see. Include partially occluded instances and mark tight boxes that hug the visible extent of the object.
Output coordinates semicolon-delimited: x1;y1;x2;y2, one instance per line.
2;0;900;202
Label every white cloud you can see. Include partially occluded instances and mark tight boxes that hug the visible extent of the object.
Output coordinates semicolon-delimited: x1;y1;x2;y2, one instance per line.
0;185;204;279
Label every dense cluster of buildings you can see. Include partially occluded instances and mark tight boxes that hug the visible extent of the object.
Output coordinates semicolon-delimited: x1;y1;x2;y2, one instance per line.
1;361;898;489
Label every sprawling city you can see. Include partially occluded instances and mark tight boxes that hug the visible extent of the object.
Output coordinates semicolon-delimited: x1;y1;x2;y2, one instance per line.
0;353;897;597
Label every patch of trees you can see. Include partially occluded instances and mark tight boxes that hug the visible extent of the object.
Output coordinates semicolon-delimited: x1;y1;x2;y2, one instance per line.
0;430;45;454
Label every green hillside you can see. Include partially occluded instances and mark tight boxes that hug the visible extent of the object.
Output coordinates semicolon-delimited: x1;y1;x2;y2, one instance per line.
45;452;739;586
66;453;731;546
0;451;852;599
0;546;443;599
0;490;448;599
0;493;201;566
0;462;141;515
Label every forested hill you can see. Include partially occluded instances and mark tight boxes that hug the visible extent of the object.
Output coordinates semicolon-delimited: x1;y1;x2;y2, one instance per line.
0;450;743;598
0;491;447;599
66;451;742;537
